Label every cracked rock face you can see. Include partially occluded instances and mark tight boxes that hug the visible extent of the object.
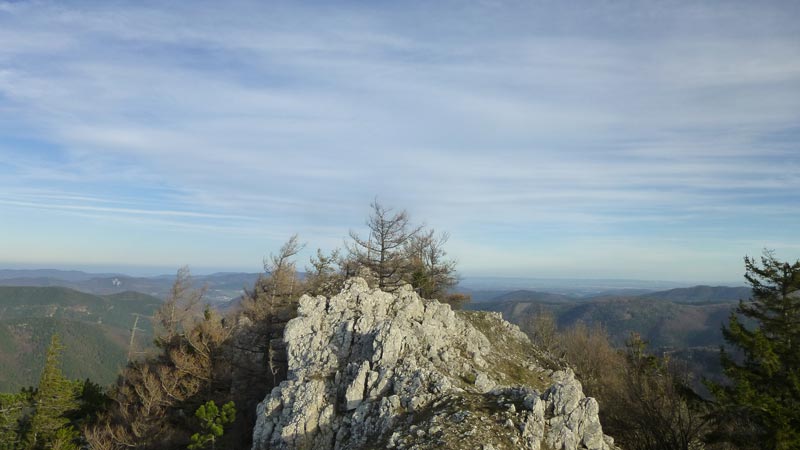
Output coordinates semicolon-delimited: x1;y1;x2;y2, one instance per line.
251;278;616;450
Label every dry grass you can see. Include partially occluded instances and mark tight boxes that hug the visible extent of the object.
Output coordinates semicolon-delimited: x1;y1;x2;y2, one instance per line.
459;311;559;391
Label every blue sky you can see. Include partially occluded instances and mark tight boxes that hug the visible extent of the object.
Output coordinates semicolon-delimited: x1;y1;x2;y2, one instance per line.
0;0;798;282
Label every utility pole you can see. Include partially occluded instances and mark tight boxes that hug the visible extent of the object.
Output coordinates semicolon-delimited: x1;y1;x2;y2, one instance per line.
127;313;144;364
121;313;144;390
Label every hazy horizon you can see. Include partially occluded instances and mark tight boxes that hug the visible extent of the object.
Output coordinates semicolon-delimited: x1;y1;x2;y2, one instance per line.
0;263;746;287
2;1;798;282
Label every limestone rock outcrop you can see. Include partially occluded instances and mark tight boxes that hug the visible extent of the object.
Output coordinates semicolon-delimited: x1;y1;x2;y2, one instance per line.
252;278;616;450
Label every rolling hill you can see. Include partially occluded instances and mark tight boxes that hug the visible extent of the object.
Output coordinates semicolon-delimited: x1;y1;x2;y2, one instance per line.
640;285;751;303
0;286;162;392
488;289;575;303
473;285;746;349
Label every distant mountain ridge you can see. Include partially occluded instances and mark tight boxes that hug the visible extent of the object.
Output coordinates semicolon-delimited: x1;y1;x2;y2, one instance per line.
0;269;123;282
1;269;745;302
458;276;693;297
0;269;261;304
481;284;750;305
488;290;575;303
640;285;751;303
473;285;750;350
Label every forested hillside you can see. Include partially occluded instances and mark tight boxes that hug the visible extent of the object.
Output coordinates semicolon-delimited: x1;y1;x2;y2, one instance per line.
0;287;161;391
474;289;741;349
470;287;744;392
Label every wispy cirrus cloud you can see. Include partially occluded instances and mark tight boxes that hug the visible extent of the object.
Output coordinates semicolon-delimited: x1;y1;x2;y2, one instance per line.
0;0;798;280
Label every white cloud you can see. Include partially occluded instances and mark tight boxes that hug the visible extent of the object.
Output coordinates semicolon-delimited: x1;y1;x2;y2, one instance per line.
0;0;798;277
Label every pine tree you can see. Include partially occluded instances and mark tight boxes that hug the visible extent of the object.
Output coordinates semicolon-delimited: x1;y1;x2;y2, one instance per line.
0;391;32;450
708;251;800;449
187;400;235;450
25;334;80;450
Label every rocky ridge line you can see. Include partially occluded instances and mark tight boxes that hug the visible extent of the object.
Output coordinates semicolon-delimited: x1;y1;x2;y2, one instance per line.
252;278;616;450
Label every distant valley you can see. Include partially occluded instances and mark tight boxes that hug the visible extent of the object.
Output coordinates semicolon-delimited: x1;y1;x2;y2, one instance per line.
0;269;752;393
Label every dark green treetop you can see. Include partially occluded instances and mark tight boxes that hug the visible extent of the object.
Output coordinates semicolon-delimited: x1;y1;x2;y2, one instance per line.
25;334;81;450
0;391;32;450
188;400;236;450
708;251;800;450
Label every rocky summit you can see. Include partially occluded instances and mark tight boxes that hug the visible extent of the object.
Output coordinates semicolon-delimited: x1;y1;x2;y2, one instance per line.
252;278;617;450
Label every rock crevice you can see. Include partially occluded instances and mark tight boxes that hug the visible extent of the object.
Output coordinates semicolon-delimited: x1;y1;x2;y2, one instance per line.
252;278;616;450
